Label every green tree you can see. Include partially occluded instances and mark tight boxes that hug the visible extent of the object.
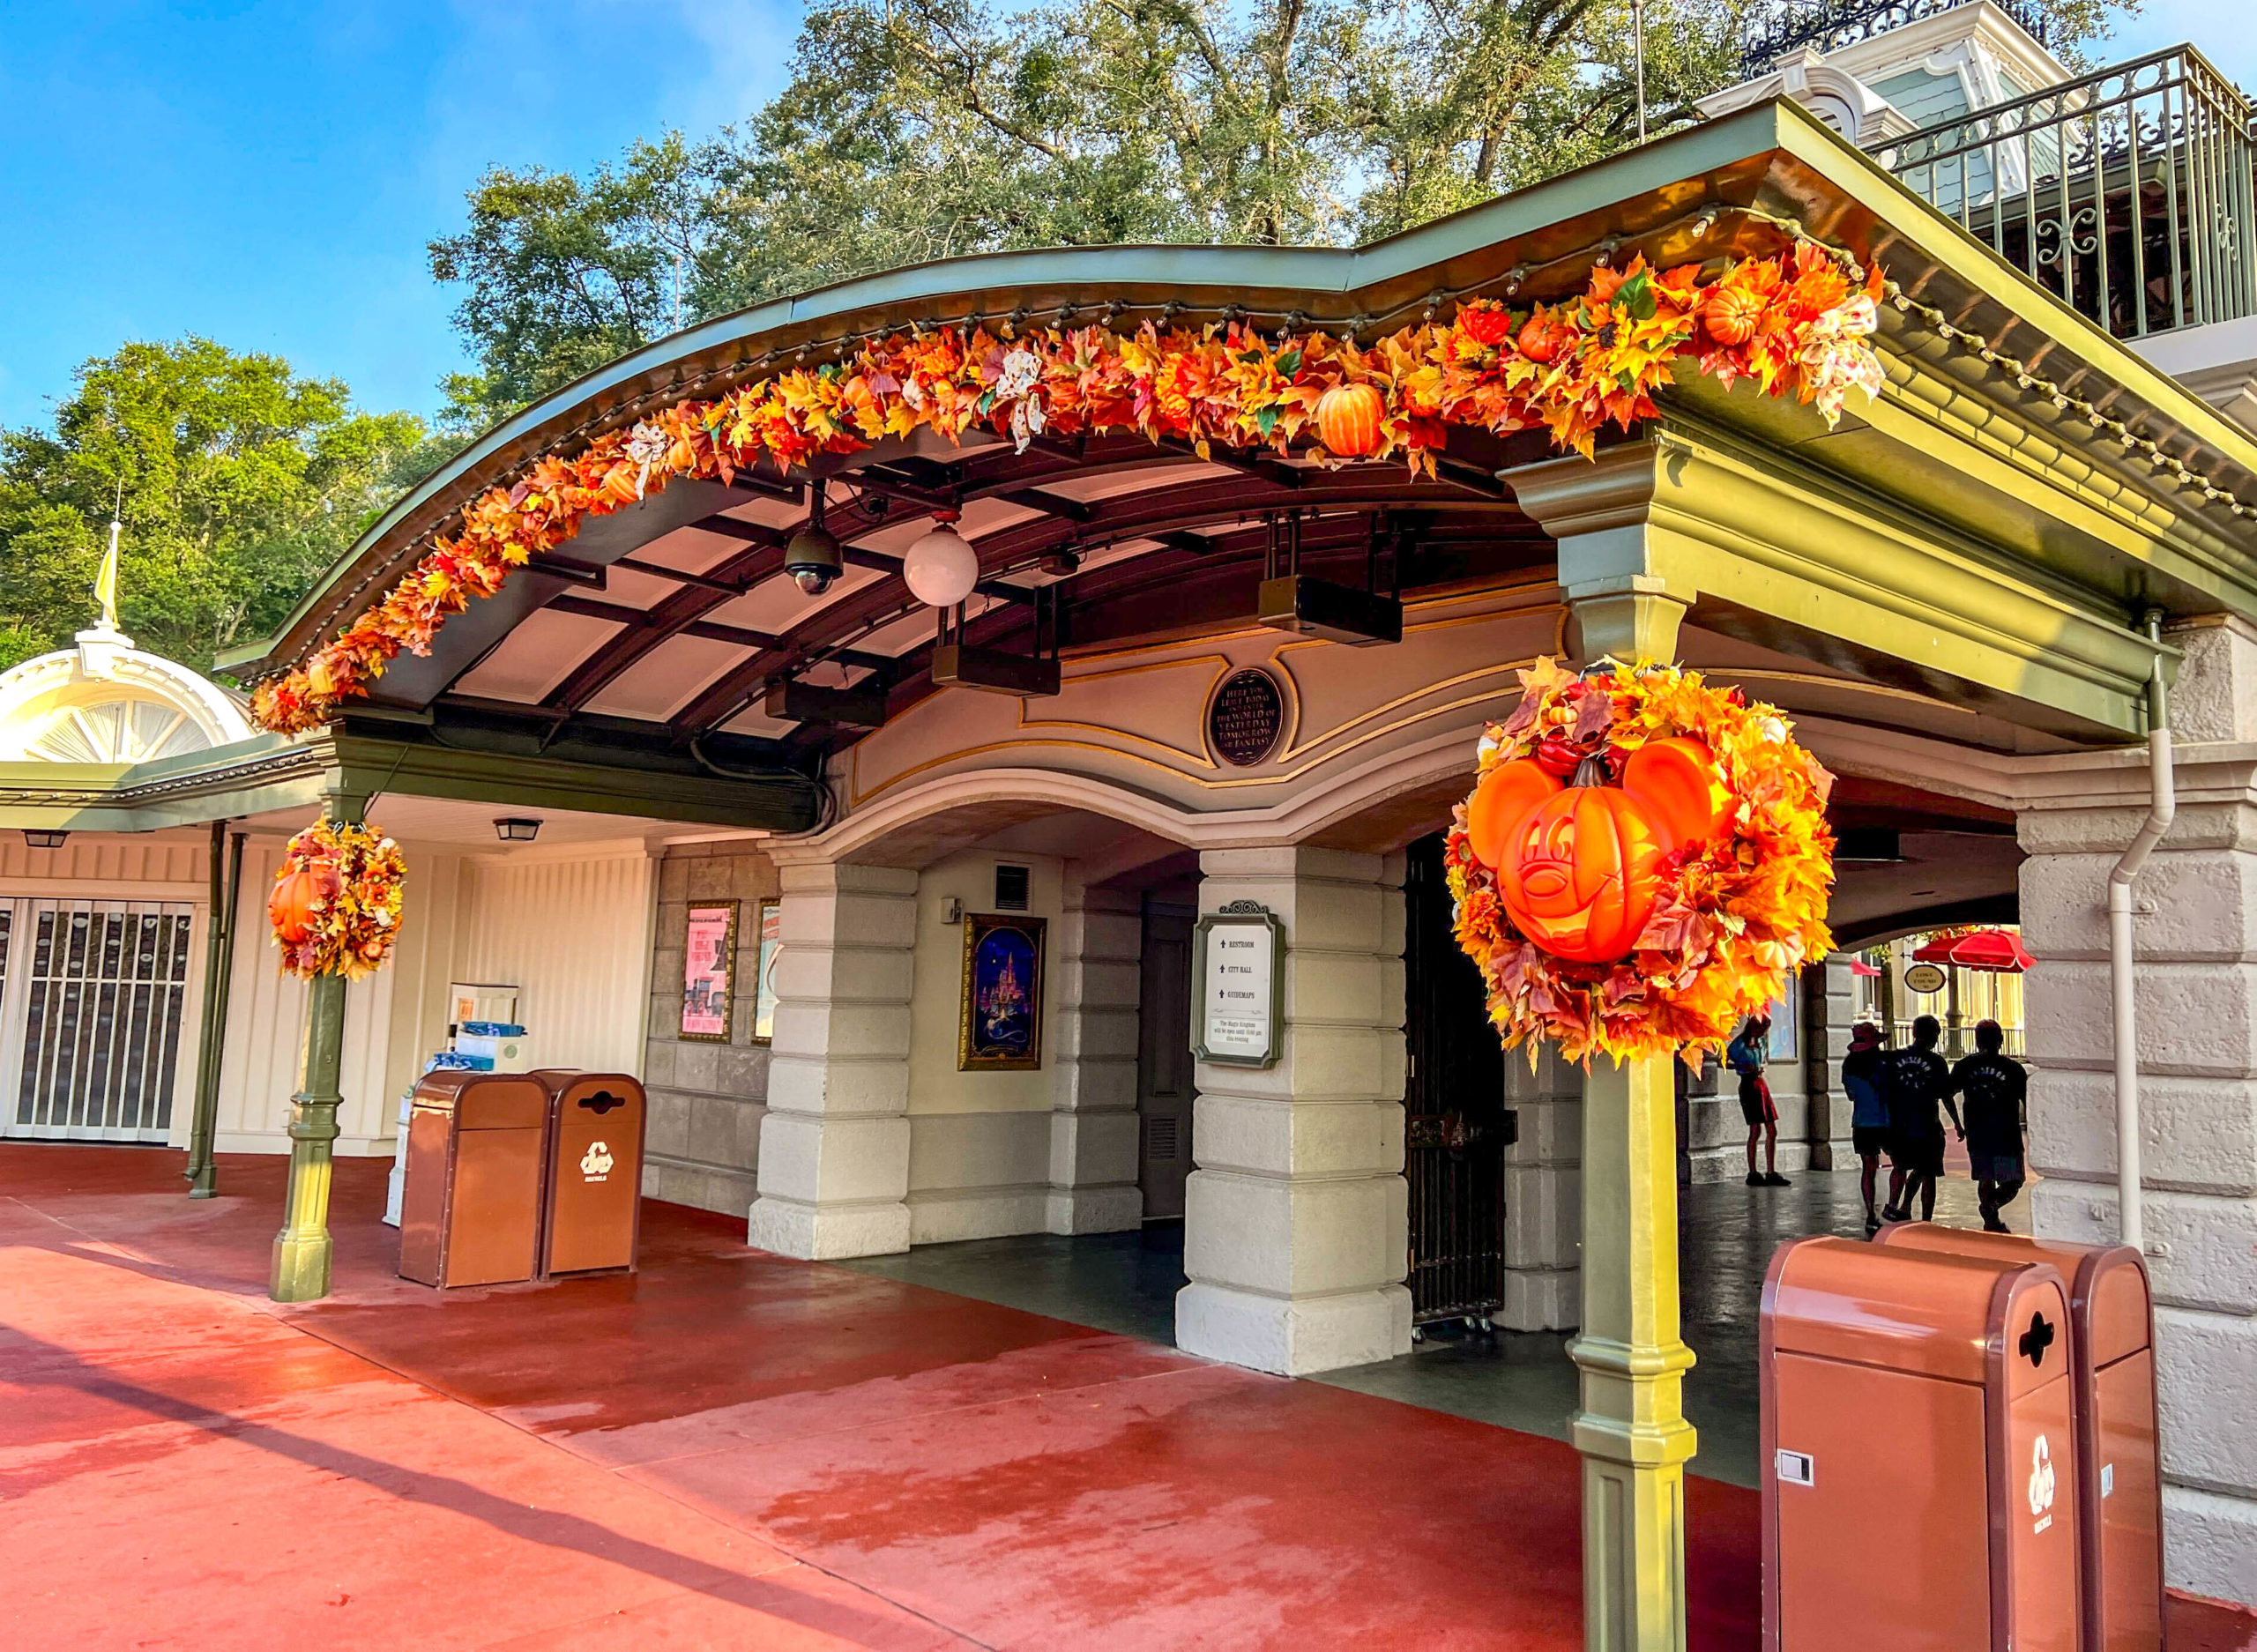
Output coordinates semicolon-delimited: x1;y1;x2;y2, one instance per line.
0;339;442;674
433;0;2132;427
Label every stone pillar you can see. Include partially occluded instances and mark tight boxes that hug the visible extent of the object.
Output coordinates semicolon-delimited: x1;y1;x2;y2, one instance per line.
748;860;918;1260
1047;879;1144;1234
1501;1046;1583;1331
1800;952;1858;1172
1176;846;1412;1375
2016;614;2257;1604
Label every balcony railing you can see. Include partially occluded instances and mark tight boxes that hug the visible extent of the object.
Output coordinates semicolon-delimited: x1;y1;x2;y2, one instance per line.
1873;44;2257;340
1742;0;2055;80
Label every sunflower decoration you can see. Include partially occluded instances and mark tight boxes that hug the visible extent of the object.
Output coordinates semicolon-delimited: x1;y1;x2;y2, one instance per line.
1445;658;1836;1066
250;244;1887;735
268;820;408;980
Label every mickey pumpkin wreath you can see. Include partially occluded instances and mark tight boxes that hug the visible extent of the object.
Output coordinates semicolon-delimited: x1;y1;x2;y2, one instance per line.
1445;658;1836;1065
269;819;407;980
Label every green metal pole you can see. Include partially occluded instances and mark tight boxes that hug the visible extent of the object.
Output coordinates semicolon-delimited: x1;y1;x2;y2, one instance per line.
1569;1052;1696;1652
185;824;243;1198
269;792;364;1302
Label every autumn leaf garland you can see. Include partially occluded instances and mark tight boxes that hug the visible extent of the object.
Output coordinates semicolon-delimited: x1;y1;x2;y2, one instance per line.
250;243;1886;734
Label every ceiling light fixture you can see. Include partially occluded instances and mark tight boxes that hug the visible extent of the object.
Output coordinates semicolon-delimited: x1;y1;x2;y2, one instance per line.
494;818;541;843
22;829;68;850
903;511;980;608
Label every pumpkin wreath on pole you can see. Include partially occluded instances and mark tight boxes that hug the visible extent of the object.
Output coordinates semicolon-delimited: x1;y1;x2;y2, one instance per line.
269;820;407;980
1445;658;1836;1066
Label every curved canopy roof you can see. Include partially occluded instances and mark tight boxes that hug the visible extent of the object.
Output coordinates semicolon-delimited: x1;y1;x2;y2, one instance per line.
223;100;2257;766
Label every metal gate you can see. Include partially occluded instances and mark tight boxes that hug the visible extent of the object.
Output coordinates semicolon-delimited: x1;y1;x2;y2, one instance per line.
1404;835;1512;1327
2;900;195;1142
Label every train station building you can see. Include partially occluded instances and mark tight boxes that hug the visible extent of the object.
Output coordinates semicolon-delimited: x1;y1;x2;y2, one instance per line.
7;2;2257;1626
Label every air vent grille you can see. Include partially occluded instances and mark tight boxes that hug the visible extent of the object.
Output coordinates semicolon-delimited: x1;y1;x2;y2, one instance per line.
1145;1114;1180;1161
994;864;1031;912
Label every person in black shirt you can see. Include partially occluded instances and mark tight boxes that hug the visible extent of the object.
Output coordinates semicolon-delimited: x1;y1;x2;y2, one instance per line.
1948;1019;2029;1232
1880;1015;1961;1224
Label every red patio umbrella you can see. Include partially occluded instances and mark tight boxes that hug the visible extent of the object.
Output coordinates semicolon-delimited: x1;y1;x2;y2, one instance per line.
1910;928;2035;973
1849;958;1882;978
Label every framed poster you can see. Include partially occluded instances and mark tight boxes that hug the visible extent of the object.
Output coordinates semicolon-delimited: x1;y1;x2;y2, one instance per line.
960;913;1045;1070
1193;901;1284;1068
750;898;782;1044
681;901;739;1043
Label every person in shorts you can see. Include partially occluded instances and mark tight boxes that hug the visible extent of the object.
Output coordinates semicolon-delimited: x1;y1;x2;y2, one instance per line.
1881;1014;1960;1223
1948;1019;2029;1232
1727;1015;1787;1187
1841;1021;1889;1232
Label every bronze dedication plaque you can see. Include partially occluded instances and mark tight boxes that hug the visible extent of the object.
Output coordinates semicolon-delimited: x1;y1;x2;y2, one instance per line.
1208;667;1285;767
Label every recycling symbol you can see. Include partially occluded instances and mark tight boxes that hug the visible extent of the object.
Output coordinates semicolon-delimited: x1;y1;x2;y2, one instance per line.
2028;1434;2056;1517
580;1140;615;1180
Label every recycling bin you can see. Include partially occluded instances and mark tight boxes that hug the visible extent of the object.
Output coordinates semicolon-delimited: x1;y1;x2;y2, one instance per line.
1877;1225;2163;1652
398;1071;551;1288
1762;1236;2082;1652
533;1071;647;1276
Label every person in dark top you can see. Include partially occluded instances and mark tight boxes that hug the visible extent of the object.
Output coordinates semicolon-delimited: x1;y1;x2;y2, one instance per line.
1727;1015;1788;1187
1841;1021;1889;1234
1948;1019;2029;1232
1881;1015;1961;1223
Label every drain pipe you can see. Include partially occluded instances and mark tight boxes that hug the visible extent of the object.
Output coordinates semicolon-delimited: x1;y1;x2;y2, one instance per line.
2108;608;2174;1253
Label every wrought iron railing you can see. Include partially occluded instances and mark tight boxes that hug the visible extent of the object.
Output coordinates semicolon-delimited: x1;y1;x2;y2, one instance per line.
1741;0;2054;80
1873;44;2257;339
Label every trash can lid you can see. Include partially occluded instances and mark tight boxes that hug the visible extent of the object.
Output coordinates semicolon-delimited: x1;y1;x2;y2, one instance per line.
410;1071;550;1130
1765;1236;2072;1395
1873;1225;2151;1365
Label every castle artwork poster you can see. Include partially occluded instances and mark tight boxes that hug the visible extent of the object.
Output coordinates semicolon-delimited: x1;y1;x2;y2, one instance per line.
959;913;1044;1071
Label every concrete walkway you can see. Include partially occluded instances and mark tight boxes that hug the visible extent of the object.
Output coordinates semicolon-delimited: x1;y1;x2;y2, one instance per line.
3;1145;2250;1650
847;1168;2021;1488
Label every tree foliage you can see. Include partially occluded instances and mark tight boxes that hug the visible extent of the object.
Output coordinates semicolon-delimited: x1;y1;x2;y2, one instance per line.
432;0;2131;429
0;339;443;674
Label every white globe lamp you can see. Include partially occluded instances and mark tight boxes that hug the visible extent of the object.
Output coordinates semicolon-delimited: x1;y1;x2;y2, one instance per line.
903;518;980;608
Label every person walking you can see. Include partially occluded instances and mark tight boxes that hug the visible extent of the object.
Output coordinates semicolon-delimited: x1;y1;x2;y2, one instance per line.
1881;1015;1961;1223
1728;1014;1788;1187
1842;1021;1889;1233
1948;1019;2029;1232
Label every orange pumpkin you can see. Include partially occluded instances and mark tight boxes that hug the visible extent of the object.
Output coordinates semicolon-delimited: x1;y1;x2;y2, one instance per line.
1315;381;1386;457
1467;738;1731;964
1499;784;1668;963
1516;311;1575;365
1702;284;1766;348
269;857;339;946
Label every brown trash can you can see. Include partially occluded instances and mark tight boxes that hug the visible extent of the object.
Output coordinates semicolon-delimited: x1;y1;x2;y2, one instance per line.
533;1071;647;1276
399;1071;550;1288
1877;1224;2163;1652
1762;1236;2082;1652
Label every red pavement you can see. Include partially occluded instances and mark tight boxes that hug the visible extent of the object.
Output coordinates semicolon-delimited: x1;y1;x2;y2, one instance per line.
2;1145;2250;1651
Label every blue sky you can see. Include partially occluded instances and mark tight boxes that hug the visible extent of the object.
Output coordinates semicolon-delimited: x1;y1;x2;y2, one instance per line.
0;1;796;429
0;1;2243;434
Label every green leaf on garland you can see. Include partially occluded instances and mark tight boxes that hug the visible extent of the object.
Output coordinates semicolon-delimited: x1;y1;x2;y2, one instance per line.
1276;349;1302;376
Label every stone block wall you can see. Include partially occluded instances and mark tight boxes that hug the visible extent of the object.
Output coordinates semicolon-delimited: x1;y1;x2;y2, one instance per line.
640;841;778;1216
2015;614;2257;1604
